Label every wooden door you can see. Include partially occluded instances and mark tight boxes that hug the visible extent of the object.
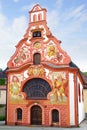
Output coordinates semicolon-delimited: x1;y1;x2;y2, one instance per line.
31;105;42;125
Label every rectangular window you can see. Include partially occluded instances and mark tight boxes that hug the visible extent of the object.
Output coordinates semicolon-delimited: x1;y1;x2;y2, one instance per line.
33;53;41;65
33;31;41;37
17;108;22;120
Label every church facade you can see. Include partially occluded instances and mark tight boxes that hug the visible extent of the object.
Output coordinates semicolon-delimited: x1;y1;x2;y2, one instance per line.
6;4;85;127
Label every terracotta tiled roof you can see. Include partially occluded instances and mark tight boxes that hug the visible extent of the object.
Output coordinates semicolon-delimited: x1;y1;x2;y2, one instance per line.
69;61;79;69
0;71;7;78
69;61;87;86
0;68;7;78
80;72;87;85
0;85;6;90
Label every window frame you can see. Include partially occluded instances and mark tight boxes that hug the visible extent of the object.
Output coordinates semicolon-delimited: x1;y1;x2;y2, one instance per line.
17;108;22;121
52;109;59;123
33;53;41;65
23;78;51;99
33;31;41;38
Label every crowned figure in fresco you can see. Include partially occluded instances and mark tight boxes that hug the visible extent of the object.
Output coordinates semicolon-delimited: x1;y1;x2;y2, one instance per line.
48;73;68;103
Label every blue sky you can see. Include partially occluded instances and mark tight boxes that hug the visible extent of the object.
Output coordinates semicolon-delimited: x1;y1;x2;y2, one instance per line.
0;0;87;71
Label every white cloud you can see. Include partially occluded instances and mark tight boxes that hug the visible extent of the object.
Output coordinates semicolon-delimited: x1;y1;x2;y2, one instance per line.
64;4;85;21
56;0;63;8
47;2;87;71
0;13;27;69
11;16;27;41
0;14;7;27
21;3;35;12
47;10;59;30
0;2;2;10
47;3;87;38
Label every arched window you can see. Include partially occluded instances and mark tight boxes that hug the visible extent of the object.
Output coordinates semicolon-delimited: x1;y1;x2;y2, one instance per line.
78;83;81;102
23;78;51;99
33;14;37;22
38;13;42;21
82;89;84;101
52;109;59;123
33;53;41;65
17;108;22;120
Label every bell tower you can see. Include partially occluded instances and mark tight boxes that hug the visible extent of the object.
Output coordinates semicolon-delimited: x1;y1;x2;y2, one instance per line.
24;4;51;40
29;4;47;23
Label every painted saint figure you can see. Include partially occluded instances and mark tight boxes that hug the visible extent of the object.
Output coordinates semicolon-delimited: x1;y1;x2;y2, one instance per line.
48;74;68;103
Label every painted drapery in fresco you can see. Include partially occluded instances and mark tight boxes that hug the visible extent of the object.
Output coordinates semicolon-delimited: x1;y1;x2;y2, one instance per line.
48;72;68;103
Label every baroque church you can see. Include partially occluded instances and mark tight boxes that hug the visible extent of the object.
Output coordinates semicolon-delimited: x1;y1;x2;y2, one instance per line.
6;4;85;127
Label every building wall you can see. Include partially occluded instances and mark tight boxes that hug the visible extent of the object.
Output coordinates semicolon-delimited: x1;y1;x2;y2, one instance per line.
83;89;87;113
69;73;75;126
7;104;69;127
7;69;70;127
77;77;85;123
0;89;6;104
6;4;85;127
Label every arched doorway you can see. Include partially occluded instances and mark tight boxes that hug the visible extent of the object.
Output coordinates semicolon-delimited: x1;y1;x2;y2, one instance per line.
31;105;42;125
52;109;59;124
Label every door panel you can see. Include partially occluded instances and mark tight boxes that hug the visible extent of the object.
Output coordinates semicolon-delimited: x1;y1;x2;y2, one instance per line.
31;105;42;125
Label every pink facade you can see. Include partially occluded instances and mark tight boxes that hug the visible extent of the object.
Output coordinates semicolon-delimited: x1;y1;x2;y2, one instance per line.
6;4;85;127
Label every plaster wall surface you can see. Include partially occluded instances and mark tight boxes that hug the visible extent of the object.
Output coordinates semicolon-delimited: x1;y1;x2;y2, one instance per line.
69;73;75;125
